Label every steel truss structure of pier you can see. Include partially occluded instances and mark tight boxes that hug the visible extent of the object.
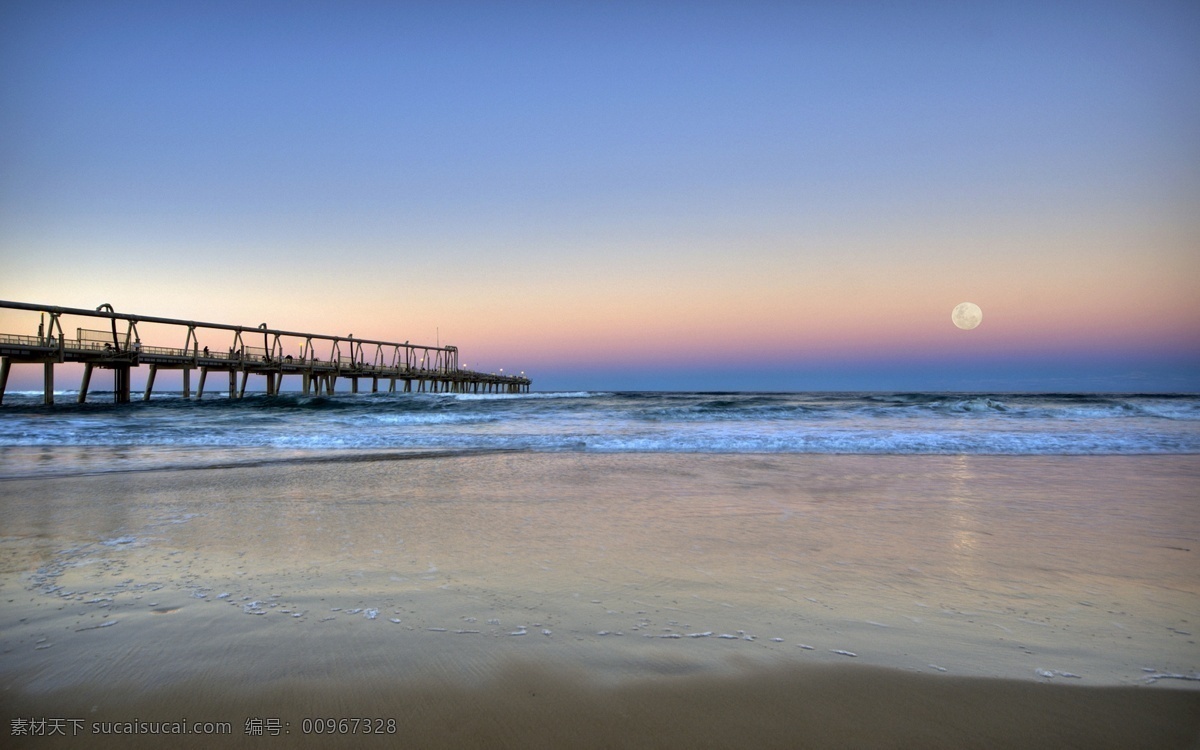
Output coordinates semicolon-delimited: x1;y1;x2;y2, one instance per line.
0;300;531;405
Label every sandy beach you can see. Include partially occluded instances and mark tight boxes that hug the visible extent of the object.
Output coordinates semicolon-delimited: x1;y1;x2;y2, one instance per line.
2;453;1198;747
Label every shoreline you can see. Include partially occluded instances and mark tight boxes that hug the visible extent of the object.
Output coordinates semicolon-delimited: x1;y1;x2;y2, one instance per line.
2;444;1198;488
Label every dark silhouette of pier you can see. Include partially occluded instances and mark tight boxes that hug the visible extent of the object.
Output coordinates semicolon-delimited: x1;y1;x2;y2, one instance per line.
0;300;531;404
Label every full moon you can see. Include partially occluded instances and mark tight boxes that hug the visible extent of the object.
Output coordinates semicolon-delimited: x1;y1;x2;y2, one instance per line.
952;302;983;330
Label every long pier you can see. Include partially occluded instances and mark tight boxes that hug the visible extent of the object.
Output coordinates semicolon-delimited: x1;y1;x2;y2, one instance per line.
0;300;531;405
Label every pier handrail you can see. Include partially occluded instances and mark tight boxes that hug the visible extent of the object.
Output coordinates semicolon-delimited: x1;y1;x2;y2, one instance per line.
0;299;460;357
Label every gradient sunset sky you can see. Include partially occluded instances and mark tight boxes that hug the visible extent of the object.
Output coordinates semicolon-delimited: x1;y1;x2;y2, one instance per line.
2;1;1197;391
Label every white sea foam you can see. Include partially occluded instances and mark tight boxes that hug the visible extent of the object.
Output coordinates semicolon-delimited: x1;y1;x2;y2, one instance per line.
1;392;1196;476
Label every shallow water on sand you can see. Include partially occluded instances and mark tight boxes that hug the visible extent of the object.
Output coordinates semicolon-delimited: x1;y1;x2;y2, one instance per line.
2;452;1196;697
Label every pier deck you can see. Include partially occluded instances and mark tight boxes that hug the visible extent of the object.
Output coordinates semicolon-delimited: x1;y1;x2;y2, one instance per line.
0;300;530;404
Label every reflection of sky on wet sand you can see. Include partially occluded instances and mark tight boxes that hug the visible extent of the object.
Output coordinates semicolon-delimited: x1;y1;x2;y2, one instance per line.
1;454;1196;693
947;455;982;576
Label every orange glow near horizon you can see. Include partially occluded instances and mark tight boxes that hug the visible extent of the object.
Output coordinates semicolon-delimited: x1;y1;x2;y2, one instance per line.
3;236;1197;383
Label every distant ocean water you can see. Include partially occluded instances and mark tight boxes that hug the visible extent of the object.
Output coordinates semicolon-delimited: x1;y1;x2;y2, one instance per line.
1;391;1197;478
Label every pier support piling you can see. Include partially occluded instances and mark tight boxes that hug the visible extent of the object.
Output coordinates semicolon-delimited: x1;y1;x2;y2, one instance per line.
144;365;157;401
114;365;131;404
0;357;10;405
78;363;93;403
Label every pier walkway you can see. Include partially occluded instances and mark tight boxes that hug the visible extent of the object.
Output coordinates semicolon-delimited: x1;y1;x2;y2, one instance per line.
0;300;531;404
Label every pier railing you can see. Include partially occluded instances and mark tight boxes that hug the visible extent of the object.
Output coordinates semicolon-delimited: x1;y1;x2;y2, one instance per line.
0;299;530;404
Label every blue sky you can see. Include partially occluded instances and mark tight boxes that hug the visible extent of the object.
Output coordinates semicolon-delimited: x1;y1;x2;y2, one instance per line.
1;1;1198;391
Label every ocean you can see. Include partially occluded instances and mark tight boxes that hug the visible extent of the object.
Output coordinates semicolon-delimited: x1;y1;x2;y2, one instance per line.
0;391;1197;479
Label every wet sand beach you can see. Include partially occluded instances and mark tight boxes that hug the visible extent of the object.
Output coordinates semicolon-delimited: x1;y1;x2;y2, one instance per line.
5;660;1199;749
2;453;1198;747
